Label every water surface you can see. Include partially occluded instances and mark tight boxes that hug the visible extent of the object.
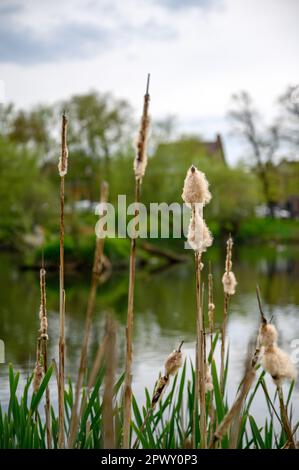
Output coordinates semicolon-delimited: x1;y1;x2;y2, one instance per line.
0;244;298;429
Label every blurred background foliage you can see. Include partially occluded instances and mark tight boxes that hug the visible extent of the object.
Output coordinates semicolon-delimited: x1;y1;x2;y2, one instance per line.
0;87;298;259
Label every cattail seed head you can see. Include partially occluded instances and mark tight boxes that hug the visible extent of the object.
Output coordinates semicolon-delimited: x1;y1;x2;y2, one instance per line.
39;267;48;341
208;302;215;332
202;219;213;250
164;349;183;377
182;165;211;206
151;375;169;407
259;323;278;348
222;235;237;295
33;363;44;392
58;112;68;177
225;236;233;272
222;271;237;295
187;209;213;253
187;209;204;251
205;364;213;392
262;344;297;385
134;79;150;181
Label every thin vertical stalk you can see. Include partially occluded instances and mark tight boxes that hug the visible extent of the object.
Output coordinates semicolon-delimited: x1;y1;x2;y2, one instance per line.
103;317;117;449
195;251;206;448
220;292;229;390
39;264;52;448
277;385;296;448
123;75;150;449
208;262;214;354
68;182;109;448
220;236;236;391
123;179;140;448
58;111;68;449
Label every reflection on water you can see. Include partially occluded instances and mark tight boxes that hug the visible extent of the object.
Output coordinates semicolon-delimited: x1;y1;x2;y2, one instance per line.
0;244;299;427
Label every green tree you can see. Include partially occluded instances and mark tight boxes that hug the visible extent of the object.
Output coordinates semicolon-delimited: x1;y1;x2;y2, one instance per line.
0;137;56;244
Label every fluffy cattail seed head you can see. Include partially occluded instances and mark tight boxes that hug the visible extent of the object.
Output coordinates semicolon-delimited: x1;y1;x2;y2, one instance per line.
262;344;297;385
222;236;237;295
187;209;204;251
134;75;150;181
151;375;169;407
222;271;237;295
58;112;68;177
182;165;211;206
259;323;278;348
164;343;183;377
39;267;48;340
205;364;213;392
187;209;213;253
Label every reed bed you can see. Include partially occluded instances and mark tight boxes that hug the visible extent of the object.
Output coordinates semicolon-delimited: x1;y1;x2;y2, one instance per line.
58;111;68;448
0;80;298;451
1;340;297;449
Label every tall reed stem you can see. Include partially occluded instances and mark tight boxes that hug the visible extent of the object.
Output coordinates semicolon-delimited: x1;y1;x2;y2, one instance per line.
277;385;296;448
68;182;109;448
123;75;150;449
58;112;68;448
210;351;256;449
208;262;214;356
103;317;117;449
220;236;236;391
39;263;51;448
195;250;206;448
220;292;229;390
123;179;140;448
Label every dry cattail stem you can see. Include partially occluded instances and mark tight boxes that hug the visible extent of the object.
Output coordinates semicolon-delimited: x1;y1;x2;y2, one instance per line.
123;76;151;449
133;74;150;181
58;111;68;449
77;333;109;427
103;317;117;449
220;235;237;390
182;164;212;449
195;253;207;448
208;262;215;354
68;181;109;448
210;339;258;449
33;338;43;392
39;264;51;448
133;342;183;449
255;287;297;448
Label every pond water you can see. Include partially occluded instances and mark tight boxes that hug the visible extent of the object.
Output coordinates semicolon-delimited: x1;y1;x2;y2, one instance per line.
0;244;299;429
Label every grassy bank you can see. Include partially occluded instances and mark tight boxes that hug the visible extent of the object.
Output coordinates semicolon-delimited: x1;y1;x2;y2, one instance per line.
20;217;299;270
1;344;297;449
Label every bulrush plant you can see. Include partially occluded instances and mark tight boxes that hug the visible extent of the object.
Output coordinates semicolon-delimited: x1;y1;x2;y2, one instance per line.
133;342;184;449
255;286;297;448
2;86;299;452
123;74;151;449
220;235;237;390
58;111;68;448
209;341;257;449
68;181;109;448
39;262;51;448
182;164;213;448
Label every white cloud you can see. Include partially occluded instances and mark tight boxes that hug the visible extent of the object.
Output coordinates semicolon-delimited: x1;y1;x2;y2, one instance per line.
0;0;298;163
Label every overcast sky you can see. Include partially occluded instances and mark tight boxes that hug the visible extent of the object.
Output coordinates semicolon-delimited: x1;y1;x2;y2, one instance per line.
0;0;298;163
